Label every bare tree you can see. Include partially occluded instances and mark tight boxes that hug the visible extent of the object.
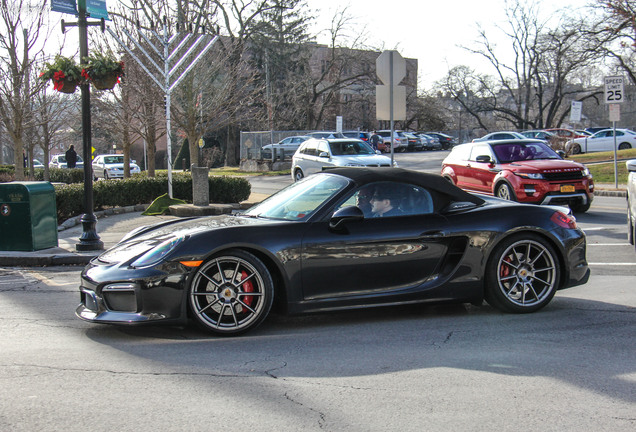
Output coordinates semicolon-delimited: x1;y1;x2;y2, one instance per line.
0;0;56;180
455;0;600;132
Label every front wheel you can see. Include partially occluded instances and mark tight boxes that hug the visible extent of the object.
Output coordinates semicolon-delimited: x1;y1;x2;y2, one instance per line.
484;234;560;313
188;250;274;336
496;183;516;201
570;200;591;213
293;169;304;182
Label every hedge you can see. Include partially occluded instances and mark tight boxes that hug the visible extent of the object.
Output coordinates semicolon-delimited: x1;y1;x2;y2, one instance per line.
54;174;251;221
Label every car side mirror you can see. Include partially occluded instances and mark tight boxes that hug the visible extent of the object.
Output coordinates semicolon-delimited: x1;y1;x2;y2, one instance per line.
329;206;364;231
556;150;566;159
376;150;381;155
627;160;636;173
319;151;330;158
476;155;491;163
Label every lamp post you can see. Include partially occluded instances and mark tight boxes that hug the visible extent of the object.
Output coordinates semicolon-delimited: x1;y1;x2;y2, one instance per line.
62;2;104;251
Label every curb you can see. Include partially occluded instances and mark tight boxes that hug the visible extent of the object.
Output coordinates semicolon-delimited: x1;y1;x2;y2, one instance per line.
57;204;150;231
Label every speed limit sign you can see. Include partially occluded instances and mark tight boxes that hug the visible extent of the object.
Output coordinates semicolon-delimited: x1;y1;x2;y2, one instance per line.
604;76;624;104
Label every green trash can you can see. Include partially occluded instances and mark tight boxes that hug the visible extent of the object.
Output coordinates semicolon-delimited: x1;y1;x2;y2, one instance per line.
0;181;58;251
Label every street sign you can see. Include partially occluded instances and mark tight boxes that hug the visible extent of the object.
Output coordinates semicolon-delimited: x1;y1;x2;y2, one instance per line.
376;50;406;86
604;76;624;104
51;0;78;15
609;103;621;122
570;101;582;122
376;85;406;120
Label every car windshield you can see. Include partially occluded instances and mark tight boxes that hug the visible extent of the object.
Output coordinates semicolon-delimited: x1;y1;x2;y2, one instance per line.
104;156;124;164
329;141;375;156
243;174;349;221
492;142;560;163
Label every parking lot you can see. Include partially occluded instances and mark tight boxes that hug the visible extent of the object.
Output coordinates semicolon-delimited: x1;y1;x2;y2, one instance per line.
1;150;634;431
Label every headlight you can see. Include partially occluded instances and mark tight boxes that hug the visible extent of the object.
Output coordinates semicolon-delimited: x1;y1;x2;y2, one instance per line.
131;237;184;268
582;167;591;177
515;172;543;179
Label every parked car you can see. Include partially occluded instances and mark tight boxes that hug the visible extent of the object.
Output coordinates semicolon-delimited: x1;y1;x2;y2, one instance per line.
421;132;456;149
545;128;587;140
544;128;588;150
50;154;84;169
417;133;442;150
92;154;141;179
585;127;609;135
520;130;558;147
627;159;636;251
342;131;371;143
473;131;526;142
376;130;408;152
441;139;594;212
566;128;636;154
261;135;309;160
306;131;346;139
291;138;396;181
403;132;424;151
75;167;590;336
32;159;44;169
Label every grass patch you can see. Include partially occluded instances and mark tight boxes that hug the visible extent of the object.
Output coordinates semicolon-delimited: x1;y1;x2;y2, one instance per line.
568;148;635;185
567;148;636;164
587;163;628;184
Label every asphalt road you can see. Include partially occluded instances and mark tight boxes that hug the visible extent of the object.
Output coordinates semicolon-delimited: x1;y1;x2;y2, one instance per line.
2;150;635;430
0;170;634;430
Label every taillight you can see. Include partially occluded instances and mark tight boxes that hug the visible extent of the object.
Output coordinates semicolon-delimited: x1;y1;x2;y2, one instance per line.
551;211;577;229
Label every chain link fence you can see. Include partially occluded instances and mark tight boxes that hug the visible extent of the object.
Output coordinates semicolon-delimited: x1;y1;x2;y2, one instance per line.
240;130;313;161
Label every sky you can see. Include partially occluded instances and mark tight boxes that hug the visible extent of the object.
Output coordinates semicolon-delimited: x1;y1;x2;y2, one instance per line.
311;0;589;89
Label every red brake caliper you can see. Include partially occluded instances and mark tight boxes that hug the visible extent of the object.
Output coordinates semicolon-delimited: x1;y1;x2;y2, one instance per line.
239;271;254;307
500;256;512;279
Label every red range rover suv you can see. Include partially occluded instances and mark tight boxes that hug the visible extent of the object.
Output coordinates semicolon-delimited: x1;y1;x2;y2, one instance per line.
441;139;594;212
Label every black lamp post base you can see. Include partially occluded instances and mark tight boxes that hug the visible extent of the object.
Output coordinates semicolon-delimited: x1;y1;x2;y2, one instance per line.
76;213;104;251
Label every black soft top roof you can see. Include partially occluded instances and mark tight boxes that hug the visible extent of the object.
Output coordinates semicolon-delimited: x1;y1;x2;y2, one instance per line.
323;167;485;205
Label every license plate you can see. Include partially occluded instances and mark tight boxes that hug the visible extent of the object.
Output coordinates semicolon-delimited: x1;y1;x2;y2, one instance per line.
560;185;575;193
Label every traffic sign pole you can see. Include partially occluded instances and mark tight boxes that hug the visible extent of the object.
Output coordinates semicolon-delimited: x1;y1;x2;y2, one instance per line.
604;76;624;189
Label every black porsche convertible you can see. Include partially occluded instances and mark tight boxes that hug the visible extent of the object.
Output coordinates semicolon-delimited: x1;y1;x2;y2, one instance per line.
76;168;590;335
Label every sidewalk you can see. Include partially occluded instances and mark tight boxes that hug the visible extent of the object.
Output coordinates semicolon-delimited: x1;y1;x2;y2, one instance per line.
0;188;626;267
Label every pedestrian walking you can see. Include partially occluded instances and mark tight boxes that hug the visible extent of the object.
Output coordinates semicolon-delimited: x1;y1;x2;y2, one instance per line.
65;145;77;168
369;131;381;151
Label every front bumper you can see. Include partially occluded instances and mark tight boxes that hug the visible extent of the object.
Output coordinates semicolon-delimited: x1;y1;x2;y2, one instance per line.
75;262;190;326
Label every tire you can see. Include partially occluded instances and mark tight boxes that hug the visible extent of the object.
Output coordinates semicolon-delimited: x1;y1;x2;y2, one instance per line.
294;169;304;182
570;200;591;213
570;144;581;155
618;142;631;150
495;183;516;201
188;249;274;336
484;234;560;313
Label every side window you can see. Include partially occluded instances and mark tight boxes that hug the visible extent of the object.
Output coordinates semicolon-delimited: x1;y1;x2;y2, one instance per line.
335;182;434;218
469;145;493;161
317;141;330;155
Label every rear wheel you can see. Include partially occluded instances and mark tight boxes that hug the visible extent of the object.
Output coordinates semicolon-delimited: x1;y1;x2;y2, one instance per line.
188;249;274;336
496;183;516;201
569;143;582;155
618;142;631;150
485;234;560;313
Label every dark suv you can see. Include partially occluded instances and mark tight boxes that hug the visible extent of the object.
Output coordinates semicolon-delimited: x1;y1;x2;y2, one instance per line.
441;139;594;212
419;132;456;149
